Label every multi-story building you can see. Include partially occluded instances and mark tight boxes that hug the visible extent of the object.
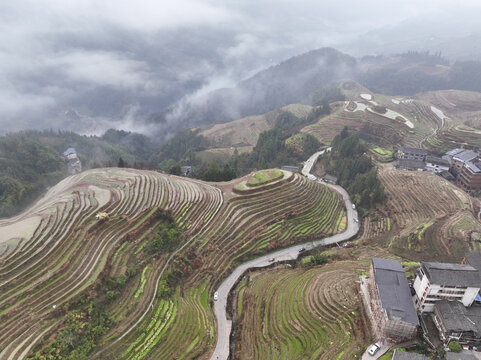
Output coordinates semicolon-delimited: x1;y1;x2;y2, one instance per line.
413;262;481;312
457;161;481;191
367;258;419;343
433;299;481;345
398;147;427;161
444;149;478;175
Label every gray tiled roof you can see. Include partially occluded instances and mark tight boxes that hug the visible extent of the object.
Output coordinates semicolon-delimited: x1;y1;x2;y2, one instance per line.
465;252;481;270
323;174;338;182
392;349;428;360
425;156;449;166
440;170;455;180
434;300;478;333
400;146;428;156
372;258;419;325
453;150;478;162
395;159;425;169
446;350;478;360
421;262;481;288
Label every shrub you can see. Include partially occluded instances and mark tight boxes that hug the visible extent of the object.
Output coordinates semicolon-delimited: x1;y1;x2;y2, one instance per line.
448;341;462;353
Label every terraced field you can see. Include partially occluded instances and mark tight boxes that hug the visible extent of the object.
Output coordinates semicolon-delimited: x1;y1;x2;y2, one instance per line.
378;164;481;261
0;167;345;359
232;261;370;360
110;171;345;360
300;99;437;149
0;168;223;359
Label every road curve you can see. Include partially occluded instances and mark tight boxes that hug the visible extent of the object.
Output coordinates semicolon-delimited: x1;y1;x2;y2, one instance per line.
209;149;359;360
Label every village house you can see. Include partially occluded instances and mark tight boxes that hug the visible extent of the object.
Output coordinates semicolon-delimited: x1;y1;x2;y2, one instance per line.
398;146;428;161
62;147;82;174
322;174;338;184
413;262;481;312
445;351;478;360
432;299;481;345
367;258;419;343
394;159;425;171
391;349;428;360
424;156;450;174
180;166;192;176
281;165;300;173
443;149;478;176
457;160;481;191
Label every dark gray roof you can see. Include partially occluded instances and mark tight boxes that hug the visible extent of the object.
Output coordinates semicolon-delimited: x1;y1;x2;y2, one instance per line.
395;159;425;169
434;300;478;333
392;349;428;360
400;146;428;156
465;252;481;271
440;170;455;181
323;174;338;182
425;156;449;166
446;351;478;360
465;161;481;173
281;165;300;172
421;262;481;288
453;150;478;162
372;258;419;325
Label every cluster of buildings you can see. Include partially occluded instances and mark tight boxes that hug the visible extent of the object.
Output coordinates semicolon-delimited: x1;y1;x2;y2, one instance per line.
395;146;481;191
62;147;82;174
365;254;481;357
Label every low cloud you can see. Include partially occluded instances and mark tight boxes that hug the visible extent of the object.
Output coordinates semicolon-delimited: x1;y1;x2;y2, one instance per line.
2;0;481;135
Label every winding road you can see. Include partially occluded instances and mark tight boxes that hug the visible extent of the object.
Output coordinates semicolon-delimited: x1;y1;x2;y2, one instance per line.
209;149;360;360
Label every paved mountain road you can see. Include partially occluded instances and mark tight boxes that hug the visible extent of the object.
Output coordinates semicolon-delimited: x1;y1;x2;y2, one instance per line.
210;149;359;360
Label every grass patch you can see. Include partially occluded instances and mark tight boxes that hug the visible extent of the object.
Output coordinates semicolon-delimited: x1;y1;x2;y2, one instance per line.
246;169;283;187
372;147;392;156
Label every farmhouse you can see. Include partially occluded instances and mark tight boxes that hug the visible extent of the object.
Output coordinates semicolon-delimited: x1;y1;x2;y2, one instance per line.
391;349;428;360
457;160;481;191
323;174;338;184
424;156;450;174
413;262;481;312
367;258;419;343
62;147;82;174
432;299;481;345
394;159;425;171
444;149;478;175
463;252;481;273
281;165;300;173
445;352;478;360
398;146;427;161
440;170;456;181
180;166;192;176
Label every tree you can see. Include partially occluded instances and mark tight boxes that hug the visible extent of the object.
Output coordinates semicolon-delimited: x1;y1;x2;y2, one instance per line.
118;157;125;168
448;341;462;353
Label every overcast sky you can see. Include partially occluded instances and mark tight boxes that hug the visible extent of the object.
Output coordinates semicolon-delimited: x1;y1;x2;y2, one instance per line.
2;0;481;134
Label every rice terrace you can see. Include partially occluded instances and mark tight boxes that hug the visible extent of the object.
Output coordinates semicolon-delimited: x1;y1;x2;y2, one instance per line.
0;163;348;359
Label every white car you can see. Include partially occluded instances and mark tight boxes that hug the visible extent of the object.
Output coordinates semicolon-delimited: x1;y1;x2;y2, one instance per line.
368;343;381;356
352;204;356;209
214;292;219;301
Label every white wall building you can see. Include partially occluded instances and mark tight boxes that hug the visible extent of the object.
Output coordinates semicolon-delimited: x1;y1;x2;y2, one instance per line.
413;262;481;312
425;156;450;174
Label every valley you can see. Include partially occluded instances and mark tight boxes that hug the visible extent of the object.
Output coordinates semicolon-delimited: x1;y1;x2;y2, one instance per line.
2;59;481;360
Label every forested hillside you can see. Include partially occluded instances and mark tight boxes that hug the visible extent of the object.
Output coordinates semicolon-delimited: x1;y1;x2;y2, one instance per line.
0;130;159;218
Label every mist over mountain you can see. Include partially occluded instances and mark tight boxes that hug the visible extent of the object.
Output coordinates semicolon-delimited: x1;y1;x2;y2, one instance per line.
3;0;481;138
